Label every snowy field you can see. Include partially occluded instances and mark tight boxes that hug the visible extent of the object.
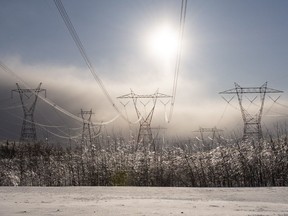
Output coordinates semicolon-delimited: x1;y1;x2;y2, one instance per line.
0;187;288;216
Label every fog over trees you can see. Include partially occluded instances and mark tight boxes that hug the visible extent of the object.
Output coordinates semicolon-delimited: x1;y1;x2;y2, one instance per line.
1;129;287;187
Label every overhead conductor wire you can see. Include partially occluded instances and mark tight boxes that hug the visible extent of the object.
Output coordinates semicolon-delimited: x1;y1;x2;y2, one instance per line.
53;0;131;123
168;0;188;123
0;60;117;126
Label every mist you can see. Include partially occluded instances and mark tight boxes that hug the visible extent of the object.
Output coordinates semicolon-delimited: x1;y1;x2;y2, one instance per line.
0;57;286;143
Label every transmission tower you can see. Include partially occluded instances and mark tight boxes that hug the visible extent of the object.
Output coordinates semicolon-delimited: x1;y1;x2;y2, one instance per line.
193;127;223;150
219;82;283;141
12;83;46;143
118;90;171;146
80;109;93;147
80;109;101;149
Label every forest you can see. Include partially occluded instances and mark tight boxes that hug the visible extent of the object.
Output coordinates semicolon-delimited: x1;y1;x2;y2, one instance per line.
1;129;287;188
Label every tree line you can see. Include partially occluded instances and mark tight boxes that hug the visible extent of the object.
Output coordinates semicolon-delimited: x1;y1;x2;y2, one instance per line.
0;134;287;187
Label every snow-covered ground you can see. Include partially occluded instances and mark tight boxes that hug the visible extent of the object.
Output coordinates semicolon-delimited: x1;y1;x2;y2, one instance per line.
0;187;288;216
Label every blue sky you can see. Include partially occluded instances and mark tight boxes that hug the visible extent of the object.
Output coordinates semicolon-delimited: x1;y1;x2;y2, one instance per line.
0;0;288;142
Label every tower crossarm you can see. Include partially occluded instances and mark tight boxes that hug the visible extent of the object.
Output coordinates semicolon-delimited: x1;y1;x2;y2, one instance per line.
12;88;46;94
12;83;47;98
220;88;283;94
219;82;283;94
117;92;172;99
80;109;94;121
80;110;94;117
193;127;223;133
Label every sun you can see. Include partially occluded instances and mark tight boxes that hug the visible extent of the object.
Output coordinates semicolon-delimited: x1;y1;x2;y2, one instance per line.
147;24;179;60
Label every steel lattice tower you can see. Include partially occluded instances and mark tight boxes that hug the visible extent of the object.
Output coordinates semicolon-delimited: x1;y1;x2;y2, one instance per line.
80;109;94;146
193;127;223;149
118;90;171;145
80;109;102;152
220;82;283;141
12;83;46;143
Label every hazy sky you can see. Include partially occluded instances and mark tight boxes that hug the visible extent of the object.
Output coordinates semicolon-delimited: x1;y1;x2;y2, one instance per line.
1;0;288;142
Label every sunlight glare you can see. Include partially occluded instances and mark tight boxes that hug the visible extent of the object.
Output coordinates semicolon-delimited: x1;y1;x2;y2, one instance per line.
147;24;178;60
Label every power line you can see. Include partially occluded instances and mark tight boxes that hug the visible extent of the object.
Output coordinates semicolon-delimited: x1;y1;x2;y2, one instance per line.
41;126;81;140
0;98;11;103
0;60;82;123
53;0;128;122
53;0;188;124
0;103;23;111
168;0;188;122
0;60;119;126
7;110;83;141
